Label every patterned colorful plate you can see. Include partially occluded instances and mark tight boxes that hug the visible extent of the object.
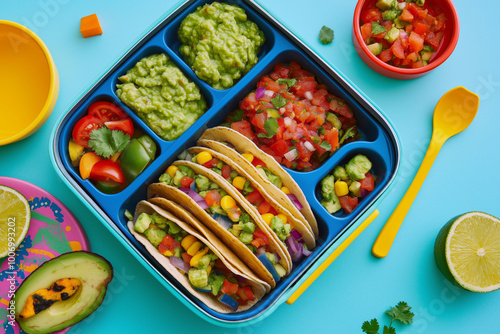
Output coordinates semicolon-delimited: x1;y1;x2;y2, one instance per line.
0;177;90;334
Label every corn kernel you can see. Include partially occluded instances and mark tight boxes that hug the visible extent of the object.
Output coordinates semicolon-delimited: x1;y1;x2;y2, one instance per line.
196;151;212;165
190;247;209;267
181;235;197;251
276;214;288;225
241;153;254;163
187;241;204;256
206;265;212;275
335;181;349;197
166;165;178;178
262;213;274;225
162;250;173;257
232;176;247;190
280;186;291;194
221;196;236;210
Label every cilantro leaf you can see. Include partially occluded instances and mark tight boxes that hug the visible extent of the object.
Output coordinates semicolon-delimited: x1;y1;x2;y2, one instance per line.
312;137;320;144
228;109;244;122
277;78;297;88
383;326;396;334
386;301;414;325
319;25;334;45
339;126;357;145
319;141;332;151
362;318;379;334
271;94;288;109
371;21;387;35
89;127;130;159
257;118;279;138
317;126;325;135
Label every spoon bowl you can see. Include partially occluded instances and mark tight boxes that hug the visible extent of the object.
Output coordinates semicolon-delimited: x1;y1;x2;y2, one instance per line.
372;86;479;258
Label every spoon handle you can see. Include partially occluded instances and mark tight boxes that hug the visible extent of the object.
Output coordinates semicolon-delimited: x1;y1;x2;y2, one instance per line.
372;135;445;258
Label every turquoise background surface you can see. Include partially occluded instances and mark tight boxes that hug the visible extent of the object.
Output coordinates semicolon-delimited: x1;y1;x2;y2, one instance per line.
1;0;499;333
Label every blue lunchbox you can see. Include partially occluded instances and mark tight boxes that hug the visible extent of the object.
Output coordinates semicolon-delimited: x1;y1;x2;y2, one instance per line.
50;0;401;327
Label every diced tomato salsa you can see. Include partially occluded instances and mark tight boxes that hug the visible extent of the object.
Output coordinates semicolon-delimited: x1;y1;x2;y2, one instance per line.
225;62;359;172
360;0;446;68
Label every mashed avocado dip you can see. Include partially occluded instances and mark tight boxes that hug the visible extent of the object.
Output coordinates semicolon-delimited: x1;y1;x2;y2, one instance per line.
116;54;206;141
178;2;265;90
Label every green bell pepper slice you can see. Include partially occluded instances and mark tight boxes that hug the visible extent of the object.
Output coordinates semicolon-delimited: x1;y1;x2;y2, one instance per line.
120;135;156;183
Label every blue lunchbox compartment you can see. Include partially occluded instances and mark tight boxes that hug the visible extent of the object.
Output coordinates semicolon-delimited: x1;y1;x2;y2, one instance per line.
50;0;401;326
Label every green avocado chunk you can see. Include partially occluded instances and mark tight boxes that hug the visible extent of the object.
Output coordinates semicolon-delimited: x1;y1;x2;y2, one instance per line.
14;251;113;334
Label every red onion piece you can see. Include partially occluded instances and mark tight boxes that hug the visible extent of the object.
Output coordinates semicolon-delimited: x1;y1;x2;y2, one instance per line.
284;117;292;127
304;91;313;100
303;141;316;152
197;200;209;210
360;188;369;198
302;245;312;257
290;230;303;241
286;194;304;210
179;187;205;203
170;256;191;273
256;87;265;100
273;252;281;264
284;149;298;162
400;30;408;41
264;90;275;97
285;236;302;262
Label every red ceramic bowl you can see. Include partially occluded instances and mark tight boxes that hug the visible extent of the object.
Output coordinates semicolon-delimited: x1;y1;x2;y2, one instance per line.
352;0;459;79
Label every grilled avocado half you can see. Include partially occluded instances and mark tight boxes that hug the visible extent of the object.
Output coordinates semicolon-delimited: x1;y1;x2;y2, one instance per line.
14;251;113;334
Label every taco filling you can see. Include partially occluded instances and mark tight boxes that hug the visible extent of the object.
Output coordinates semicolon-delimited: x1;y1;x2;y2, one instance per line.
160;160;311;264
134;211;256;310
158;165;287;277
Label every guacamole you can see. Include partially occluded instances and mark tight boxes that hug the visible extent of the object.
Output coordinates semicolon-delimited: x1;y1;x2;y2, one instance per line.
116;53;206;141
178;2;265;90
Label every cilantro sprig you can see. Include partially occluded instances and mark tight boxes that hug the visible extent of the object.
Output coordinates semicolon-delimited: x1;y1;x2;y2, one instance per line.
88;127;130;159
257;118;279;139
319;25;334;45
371;21;387;35
271;94;288;109
362;302;414;334
277;78;297;88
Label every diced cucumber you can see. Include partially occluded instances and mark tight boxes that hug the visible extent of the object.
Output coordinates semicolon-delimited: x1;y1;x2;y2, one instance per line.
384;27;400;44
421;51;433;61
326;112;342;130
394;18;411;29
266;108;280;118
376;0;395;11
367;43;383;56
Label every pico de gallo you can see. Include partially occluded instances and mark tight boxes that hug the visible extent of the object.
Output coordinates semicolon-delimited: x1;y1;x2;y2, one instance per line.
360;0;446;68
223;61;359;172
320;154;376;214
133;212;256;310
158;164;287;279
68;101;157;193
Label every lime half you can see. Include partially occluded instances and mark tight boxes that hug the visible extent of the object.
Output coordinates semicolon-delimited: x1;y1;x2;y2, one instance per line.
0;185;31;258
434;212;500;293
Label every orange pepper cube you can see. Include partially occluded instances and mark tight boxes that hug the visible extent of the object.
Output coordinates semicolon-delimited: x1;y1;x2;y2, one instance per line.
80;14;103;38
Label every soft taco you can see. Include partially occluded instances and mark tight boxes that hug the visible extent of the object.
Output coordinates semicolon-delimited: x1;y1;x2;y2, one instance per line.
187;146;315;253
198;126;319;238
148;195;271;293
128;200;266;312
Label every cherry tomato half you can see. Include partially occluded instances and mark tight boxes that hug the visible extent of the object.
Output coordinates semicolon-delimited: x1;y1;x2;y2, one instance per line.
72;115;103;148
90;160;125;184
88;101;127;122
104;118;134;138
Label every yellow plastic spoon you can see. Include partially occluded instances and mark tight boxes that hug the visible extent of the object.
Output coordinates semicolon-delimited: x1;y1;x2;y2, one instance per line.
372;86;480;258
